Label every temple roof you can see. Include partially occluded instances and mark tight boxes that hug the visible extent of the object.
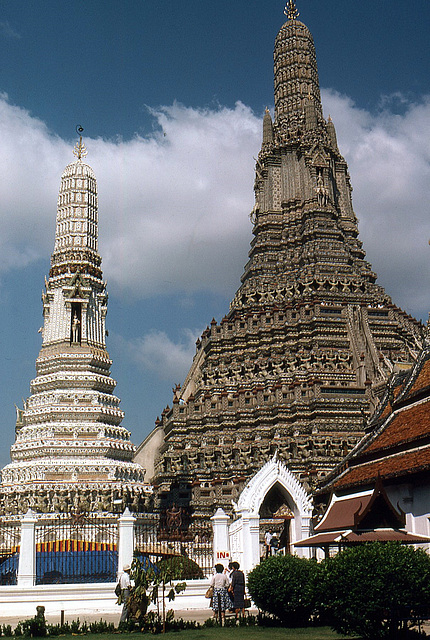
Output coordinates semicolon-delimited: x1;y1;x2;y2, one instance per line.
320;328;430;492
315;492;373;532
294;475;430;550
295;529;430;549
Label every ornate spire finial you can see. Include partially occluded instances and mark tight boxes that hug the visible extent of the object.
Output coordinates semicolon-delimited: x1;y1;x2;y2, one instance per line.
284;0;300;20
73;125;87;160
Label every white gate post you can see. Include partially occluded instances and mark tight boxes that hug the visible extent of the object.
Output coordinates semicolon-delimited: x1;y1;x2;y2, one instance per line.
211;508;230;568
17;509;37;587
118;508;135;579
239;509;260;573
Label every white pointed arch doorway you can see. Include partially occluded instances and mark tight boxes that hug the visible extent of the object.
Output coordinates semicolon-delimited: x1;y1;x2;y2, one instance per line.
229;454;313;571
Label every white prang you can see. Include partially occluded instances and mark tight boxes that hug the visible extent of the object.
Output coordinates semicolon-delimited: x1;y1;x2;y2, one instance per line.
1;152;146;507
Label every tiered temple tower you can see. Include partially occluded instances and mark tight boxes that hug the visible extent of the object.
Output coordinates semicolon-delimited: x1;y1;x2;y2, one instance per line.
139;1;424;519
0;137;148;516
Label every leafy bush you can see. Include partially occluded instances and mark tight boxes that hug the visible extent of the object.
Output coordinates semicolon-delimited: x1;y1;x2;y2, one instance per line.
247;555;318;626
88;619;114;633
8;618;115;637
316;542;430;639
156;555;204;579
13;617;46;637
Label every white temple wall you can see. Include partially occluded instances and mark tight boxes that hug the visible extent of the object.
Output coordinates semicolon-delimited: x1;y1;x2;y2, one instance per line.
0;580;210;621
43;288;70;345
386;483;430;549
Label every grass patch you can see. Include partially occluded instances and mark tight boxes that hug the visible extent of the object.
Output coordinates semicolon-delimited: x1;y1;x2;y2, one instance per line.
154;628;354;640
47;627;356;640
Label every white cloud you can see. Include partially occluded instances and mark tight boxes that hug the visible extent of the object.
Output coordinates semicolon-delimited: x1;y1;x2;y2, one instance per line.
93;102;259;299
0;95;68;272
1;91;429;320
321;90;430;318
113;329;197;382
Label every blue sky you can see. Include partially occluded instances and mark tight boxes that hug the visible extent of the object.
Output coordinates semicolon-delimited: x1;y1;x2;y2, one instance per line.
0;0;429;470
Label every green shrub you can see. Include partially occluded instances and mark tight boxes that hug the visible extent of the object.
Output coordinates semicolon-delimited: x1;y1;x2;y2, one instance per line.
12;618;46;638
317;542;430;639
88;619;114;633
69;619;80;634
247;554;318;626
45;624;60;636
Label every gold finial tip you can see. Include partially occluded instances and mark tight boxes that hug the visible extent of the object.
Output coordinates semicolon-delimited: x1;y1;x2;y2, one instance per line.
73;136;87;161
284;0;300;20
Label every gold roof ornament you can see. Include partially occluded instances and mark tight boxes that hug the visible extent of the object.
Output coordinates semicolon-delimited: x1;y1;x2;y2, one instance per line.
73;125;87;160
284;0;300;20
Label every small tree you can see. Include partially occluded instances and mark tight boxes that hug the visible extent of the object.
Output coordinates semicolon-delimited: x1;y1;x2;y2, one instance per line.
317;542;430;639
128;557;186;631
247;554;318;626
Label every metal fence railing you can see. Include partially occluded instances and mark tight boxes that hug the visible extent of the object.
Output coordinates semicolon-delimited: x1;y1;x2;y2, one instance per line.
135;512;213;578
0;509;214;585
35;513;118;584
0;518;20;585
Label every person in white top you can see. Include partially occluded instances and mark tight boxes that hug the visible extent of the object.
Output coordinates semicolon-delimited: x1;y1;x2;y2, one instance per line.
119;564;132;623
209;563;230;620
264;530;273;558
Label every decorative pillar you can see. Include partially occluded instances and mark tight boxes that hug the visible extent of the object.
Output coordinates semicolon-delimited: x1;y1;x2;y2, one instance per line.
299;515;312;558
211;508;230;568
17;509;37;587
118;508;135;579
239;509;260;573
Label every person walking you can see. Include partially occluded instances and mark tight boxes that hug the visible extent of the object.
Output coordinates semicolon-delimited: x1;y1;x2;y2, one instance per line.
210;563;230;621
270;535;279;556
230;561;246;619
119;564;132;624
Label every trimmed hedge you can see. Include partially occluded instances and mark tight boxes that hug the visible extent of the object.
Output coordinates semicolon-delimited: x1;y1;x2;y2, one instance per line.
248;554;318;626
248;543;430;638
316;542;430;639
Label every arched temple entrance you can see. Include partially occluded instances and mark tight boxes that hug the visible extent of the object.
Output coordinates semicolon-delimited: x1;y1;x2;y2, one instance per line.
259;484;294;554
228;454;313;571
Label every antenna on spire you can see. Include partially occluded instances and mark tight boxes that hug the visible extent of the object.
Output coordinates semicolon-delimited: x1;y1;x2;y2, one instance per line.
73;125;87;160
284;0;300;20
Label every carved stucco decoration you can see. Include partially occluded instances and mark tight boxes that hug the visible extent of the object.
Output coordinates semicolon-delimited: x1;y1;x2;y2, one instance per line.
235;452;313;518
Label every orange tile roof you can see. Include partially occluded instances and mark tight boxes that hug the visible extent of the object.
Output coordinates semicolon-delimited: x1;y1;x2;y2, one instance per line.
368;373;408;427
404;358;430;400
315;494;371;531
334;447;430;490
378;399;394;423
319;342;430;497
364;400;430;453
295;529;430;547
